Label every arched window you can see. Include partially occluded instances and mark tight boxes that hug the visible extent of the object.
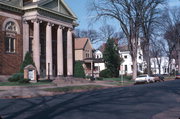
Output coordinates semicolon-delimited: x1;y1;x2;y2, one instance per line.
4;21;17;53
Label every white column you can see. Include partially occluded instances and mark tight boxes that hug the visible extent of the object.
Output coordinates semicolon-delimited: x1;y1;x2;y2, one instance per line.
57;26;64;76
23;20;29;59
46;23;53;76
67;28;73;76
33;19;40;74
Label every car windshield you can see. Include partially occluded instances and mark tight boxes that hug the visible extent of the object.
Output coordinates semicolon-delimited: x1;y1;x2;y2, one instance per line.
138;75;147;77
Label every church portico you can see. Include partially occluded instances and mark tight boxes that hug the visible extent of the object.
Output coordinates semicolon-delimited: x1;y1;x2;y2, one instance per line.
0;0;77;78
23;18;74;78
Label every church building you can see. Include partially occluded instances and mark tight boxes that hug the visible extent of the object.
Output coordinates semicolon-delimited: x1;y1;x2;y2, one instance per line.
0;0;77;77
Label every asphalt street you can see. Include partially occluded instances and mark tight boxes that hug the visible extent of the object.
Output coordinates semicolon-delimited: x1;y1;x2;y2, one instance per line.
0;80;180;119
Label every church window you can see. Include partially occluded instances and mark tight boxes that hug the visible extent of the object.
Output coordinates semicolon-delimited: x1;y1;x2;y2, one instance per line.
4;21;17;53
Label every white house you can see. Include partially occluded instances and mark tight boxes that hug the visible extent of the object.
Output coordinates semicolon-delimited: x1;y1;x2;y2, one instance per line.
151;57;176;74
93;50;106;77
119;39;145;75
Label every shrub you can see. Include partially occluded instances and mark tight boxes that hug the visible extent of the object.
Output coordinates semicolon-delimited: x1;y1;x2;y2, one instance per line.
96;77;103;80
8;73;24;82
20;52;35;73
123;75;132;80
85;75;92;79
18;78;30;84
74;61;85;78
99;69;112;78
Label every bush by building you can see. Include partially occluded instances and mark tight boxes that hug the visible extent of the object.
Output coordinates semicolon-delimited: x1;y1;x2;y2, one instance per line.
8;73;24;82
20;52;35;73
8;73;30;84
99;69;112;78
74;61;85;78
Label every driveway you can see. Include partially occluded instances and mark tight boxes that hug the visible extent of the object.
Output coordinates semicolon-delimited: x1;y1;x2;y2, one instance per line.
0;80;180;119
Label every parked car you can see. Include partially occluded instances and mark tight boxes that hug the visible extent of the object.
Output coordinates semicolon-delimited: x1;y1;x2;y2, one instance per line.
175;73;180;79
151;74;164;82
135;74;155;84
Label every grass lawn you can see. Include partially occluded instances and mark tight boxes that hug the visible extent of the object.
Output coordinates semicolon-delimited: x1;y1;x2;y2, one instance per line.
106;80;135;86
103;76;132;81
101;77;135;86
0;80;53;86
43;85;105;93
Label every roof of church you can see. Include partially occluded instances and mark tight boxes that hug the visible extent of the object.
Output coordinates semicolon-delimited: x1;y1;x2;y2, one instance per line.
0;0;22;7
0;0;77;20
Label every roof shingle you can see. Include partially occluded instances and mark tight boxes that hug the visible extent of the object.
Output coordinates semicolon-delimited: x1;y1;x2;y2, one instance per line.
75;38;88;49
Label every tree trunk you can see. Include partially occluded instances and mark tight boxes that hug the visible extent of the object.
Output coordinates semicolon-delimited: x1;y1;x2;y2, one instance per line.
178;41;180;73
147;45;151;75
158;66;161;74
132;58;137;80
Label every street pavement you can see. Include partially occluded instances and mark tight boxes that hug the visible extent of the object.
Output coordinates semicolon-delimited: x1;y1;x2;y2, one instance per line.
0;80;180;119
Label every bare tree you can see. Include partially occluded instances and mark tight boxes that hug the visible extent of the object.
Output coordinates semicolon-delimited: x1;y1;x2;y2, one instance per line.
137;0;166;75
99;24;124;42
162;7;180;73
89;0;164;79
150;39;166;74
90;0;142;80
75;29;99;44
99;24;115;41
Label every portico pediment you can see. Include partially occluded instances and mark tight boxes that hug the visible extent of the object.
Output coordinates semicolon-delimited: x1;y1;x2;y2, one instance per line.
39;0;76;19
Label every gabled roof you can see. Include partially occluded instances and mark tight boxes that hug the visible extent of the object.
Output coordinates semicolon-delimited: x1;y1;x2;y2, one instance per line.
75;38;92;50
40;0;76;18
119;45;129;52
23;0;77;20
0;0;23;8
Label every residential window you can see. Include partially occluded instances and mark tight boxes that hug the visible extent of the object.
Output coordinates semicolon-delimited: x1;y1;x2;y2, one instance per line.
125;65;127;71
139;64;142;71
124;55;127;59
4;21;17;53
86;50;90;58
131;65;133;71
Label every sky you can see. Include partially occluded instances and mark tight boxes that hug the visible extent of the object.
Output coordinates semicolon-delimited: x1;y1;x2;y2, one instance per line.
65;0;180;48
65;0;180;30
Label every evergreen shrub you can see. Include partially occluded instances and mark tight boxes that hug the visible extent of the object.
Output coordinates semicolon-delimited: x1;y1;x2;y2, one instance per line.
20;52;35;73
8;73;24;82
99;69;112;78
74;61;85;78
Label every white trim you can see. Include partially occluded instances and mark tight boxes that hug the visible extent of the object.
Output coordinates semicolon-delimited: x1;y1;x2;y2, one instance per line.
2;18;20;34
38;0;77;19
23;14;73;28
0;11;21;20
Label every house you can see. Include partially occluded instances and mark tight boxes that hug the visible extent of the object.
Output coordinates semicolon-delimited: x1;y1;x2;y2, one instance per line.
94;50;105;76
0;0;77;78
119;44;145;75
74;38;94;76
151;57;176;74
94;38;145;76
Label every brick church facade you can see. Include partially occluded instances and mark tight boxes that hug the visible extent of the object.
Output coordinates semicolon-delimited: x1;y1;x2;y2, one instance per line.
0;0;77;77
